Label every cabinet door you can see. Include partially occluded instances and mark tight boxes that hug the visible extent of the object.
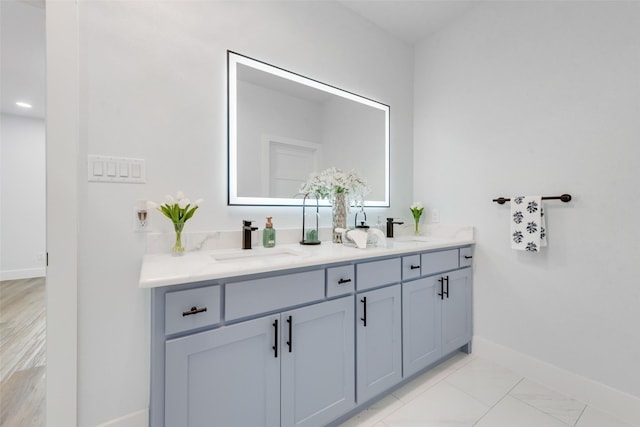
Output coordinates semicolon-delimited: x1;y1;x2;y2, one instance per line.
356;285;402;403
281;296;355;427
442;268;472;354
402;277;442;378
165;315;280;427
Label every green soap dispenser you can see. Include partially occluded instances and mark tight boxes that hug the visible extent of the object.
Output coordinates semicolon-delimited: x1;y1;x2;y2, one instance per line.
263;217;276;248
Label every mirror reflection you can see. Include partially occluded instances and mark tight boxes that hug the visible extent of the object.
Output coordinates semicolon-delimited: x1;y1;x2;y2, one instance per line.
228;51;390;206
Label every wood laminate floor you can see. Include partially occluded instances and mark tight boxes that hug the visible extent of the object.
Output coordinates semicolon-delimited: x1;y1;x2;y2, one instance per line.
0;277;46;427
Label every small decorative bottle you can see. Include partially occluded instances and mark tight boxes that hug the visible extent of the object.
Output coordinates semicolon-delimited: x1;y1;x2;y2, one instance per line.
263;217;276;248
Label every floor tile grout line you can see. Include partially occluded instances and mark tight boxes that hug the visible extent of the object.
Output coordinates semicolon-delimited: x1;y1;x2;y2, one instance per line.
378;354;480;424
470;376;526;426
507;379;586;427
508;395;580;426
390;353;477;405
573;404;589;427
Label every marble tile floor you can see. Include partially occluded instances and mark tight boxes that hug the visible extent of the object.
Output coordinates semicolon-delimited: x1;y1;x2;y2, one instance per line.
0;278;46;427
339;352;638;427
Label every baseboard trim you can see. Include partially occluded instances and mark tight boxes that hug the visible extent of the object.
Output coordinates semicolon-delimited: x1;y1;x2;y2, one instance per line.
474;336;640;426
95;409;148;427
0;268;46;281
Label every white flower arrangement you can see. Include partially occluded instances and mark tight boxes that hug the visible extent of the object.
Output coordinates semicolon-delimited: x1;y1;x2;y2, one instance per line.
410;201;424;235
300;167;370;206
153;191;203;255
157;191;203;224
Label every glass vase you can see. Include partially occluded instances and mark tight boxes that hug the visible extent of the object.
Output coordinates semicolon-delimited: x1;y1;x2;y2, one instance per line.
172;222;185;256
332;193;347;243
414;217;421;235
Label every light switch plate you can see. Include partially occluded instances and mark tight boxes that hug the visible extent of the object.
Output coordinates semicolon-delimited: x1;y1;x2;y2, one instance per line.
431;208;440;223
88;155;146;183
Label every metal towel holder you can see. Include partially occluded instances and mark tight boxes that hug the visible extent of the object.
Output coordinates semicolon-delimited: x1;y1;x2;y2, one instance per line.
492;194;572;204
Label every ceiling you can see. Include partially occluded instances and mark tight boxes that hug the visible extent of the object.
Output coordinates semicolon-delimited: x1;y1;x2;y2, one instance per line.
338;0;476;45
0;0;473;121
1;0;45;119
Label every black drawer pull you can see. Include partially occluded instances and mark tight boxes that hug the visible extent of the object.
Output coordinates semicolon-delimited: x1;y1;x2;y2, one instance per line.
464;255;473;259
182;306;207;317
286;316;293;352
444;276;450;299
437;278;444;300
360;297;367;327
272;319;278;358
338;278;352;284
410;265;420;270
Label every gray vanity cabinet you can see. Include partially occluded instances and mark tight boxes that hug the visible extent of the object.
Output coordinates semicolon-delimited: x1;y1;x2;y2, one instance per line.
402;266;472;378
281;296;355;427
402;276;442;378
164;315;280;427
442;268;472;354
356;284;402;403
165;296;354;427
151;244;473;427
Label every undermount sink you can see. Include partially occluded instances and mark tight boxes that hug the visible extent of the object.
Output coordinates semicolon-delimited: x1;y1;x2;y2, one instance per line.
211;247;305;262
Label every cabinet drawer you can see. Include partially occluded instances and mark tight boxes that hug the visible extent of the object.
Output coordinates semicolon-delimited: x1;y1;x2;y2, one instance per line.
327;265;355;298
165;285;221;335
356;258;401;291
421;249;459;276
459;247;473;267
402;255;421;280
226;270;324;321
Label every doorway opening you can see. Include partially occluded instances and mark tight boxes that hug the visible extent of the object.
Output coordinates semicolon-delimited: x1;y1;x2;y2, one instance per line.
0;0;47;425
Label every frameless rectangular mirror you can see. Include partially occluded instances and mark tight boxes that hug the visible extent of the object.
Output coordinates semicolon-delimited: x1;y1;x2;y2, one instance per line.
228;51;390;206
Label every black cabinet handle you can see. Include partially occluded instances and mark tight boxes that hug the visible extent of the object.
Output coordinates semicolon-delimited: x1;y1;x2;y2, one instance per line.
286;316;293;353
338;278;352;284
182;306;207;317
444;276;450;299
464;255;473;259
272;319;278;358
438;276;450;299
410;265;420;270
360;297;367;327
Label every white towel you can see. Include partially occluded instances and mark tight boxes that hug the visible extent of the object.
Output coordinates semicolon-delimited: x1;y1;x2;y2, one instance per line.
510;195;547;252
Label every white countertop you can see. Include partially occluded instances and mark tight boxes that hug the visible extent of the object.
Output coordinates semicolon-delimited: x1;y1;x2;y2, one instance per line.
139;226;474;289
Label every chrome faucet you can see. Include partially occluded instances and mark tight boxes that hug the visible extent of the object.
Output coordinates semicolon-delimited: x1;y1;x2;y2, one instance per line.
386;218;404;238
242;220;258;249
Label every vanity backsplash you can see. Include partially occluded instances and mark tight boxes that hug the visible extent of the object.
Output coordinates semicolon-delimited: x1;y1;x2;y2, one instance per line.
145;227;336;254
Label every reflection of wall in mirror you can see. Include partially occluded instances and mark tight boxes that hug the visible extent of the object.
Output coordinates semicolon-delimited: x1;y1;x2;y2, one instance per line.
237;78;386;202
237;79;322;197
321;97;386;201
262;136;323;198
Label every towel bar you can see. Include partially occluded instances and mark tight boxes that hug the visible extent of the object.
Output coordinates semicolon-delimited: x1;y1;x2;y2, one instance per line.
492;194;572;204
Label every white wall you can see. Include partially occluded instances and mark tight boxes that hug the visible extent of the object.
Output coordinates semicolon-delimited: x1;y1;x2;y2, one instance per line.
237;80;323;197
322;97;387;201
0;113;46;280
414;1;640;398
76;1;413;425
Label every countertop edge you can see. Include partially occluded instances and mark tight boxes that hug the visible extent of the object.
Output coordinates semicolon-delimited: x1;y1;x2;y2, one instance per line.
139;238;475;289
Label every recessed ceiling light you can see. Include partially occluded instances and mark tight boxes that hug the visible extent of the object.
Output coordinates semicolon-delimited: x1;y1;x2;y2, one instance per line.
16;101;33;109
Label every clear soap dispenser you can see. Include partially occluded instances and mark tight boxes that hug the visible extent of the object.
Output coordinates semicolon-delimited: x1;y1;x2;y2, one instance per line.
263;217;276;248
